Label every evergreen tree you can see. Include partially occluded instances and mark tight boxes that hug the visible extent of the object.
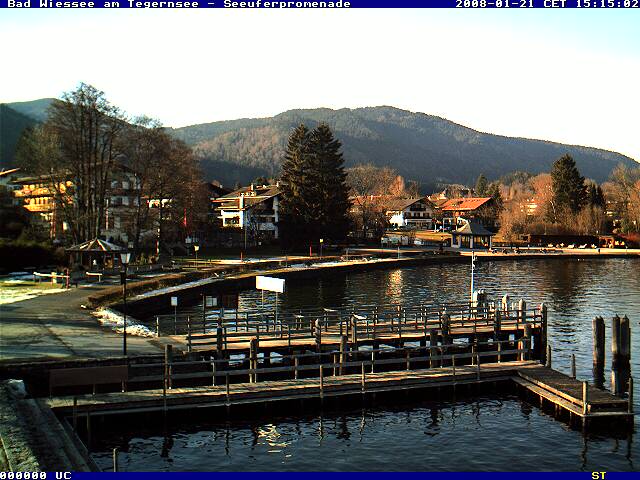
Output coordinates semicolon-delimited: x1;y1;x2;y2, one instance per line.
279;123;351;248
475;174;488;196
309;123;351;242
586;182;606;208
279;124;312;247
547;154;586;222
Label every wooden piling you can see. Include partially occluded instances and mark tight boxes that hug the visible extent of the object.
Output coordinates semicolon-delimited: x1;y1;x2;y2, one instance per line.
612;315;621;367
164;344;173;389
620;315;631;366
294;356;299;380
315;319;322;353
582;381;589;415
540;303;548;365
249;337;259;383
339;335;348;375
112;447;118;472
546;344;552;369
187;316;192;353
592;316;605;388
628;376;634;414
592;316;605;367
216;326;224;353
429;329;438;368
571;354;576;379
521;324;532;361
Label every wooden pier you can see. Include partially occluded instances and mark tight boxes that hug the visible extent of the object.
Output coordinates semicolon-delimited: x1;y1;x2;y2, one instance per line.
44;336;632;431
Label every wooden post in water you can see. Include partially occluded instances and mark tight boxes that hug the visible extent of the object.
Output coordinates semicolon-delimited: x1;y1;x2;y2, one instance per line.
582;381;589;416
187;316;192;353
165;344;173;389
518;299;527;333
546;344;552;368
493;308;502;340
112;448;118;472
611;315;631;396
351;315;358;346
216;326;224;353
441;313;451;366
571;354;576;379
628;377;634;414
620;315;631;367
339;335;348;375
315;319;322;353
249;337;259;383
522;324;532;361
592;316;605;388
540;303;548;365
429;329;438;368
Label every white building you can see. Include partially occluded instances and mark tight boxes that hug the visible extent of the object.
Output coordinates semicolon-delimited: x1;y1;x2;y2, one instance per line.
213;184;281;240
386;197;437;230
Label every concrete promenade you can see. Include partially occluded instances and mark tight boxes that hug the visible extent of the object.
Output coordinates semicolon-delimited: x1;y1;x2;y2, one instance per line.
0;285;163;363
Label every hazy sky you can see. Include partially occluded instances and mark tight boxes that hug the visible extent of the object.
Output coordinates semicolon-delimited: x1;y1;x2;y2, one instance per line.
1;9;639;160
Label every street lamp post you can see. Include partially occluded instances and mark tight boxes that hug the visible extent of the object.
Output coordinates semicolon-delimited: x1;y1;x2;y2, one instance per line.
194;244;200;270
320;238;324;259
120;252;131;356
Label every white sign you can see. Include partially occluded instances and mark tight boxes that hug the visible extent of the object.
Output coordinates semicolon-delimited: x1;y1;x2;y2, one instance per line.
256;275;285;294
171;296;178;307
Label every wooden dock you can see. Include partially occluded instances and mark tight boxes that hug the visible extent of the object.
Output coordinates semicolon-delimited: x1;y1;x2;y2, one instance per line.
45;359;632;429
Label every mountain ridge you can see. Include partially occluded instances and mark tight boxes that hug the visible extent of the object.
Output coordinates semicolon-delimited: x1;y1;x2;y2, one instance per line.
2;99;636;191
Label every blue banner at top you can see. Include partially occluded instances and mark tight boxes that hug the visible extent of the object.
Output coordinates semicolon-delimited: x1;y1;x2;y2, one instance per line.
2;0;640;7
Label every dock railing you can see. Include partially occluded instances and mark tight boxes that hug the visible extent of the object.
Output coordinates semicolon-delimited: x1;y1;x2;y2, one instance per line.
151;300;544;352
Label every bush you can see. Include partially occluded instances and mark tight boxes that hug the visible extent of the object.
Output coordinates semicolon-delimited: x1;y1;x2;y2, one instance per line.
0;238;62;272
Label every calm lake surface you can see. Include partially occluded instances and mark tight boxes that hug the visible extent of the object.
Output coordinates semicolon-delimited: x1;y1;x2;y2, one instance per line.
94;258;640;471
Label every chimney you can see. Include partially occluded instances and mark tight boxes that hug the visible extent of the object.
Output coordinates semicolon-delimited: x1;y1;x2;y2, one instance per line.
239;193;244;209
250;184;255;192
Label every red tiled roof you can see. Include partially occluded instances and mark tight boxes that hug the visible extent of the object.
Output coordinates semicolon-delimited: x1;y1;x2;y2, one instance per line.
441;197;492;211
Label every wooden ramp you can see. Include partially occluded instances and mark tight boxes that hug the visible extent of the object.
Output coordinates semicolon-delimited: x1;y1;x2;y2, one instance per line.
514;366;631;420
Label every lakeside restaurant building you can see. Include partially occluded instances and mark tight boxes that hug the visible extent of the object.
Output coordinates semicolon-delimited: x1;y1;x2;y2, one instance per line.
450;221;495;249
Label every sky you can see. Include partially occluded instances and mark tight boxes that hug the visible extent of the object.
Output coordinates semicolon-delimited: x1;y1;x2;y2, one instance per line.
1;8;639;160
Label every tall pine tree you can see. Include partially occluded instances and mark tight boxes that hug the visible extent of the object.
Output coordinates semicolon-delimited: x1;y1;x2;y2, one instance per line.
309;123;351;242
279;124;312;247
279;123;351;248
547;154;586;223
475;174;488;196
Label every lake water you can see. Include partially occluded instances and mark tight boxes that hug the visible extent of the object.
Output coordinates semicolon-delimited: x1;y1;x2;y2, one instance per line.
93;257;640;471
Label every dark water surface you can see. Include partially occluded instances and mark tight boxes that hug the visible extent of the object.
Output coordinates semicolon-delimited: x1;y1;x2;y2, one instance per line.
95;258;640;471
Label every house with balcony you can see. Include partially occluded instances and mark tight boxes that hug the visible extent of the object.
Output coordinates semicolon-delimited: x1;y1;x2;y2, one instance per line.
439;196;496;230
213;184;281;241
386;197;437;230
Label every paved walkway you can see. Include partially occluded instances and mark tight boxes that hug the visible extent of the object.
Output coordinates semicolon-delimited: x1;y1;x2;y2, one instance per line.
0;286;163;364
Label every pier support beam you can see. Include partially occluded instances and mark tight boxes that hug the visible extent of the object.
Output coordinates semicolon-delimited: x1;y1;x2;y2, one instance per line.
592;316;605;388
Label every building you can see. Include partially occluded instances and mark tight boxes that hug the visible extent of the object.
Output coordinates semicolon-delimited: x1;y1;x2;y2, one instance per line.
440;196;495;229
11;174;73;238
386;197;437;230
213;184;281;241
450;220;495;249
102;165;142;244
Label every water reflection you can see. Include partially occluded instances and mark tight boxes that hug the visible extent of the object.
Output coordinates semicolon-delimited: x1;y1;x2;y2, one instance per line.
91;394;638;472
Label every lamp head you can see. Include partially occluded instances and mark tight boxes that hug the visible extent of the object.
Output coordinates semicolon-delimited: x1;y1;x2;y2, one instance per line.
120;252;131;265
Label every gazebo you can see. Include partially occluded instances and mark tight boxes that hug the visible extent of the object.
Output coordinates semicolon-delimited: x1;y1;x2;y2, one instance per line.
66;238;123;269
450;221;495;250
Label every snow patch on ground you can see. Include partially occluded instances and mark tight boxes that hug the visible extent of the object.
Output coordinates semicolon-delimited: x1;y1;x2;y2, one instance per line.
0;273;67;305
92;307;156;337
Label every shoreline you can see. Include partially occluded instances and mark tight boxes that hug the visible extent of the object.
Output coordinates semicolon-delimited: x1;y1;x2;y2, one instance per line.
109;248;640;320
